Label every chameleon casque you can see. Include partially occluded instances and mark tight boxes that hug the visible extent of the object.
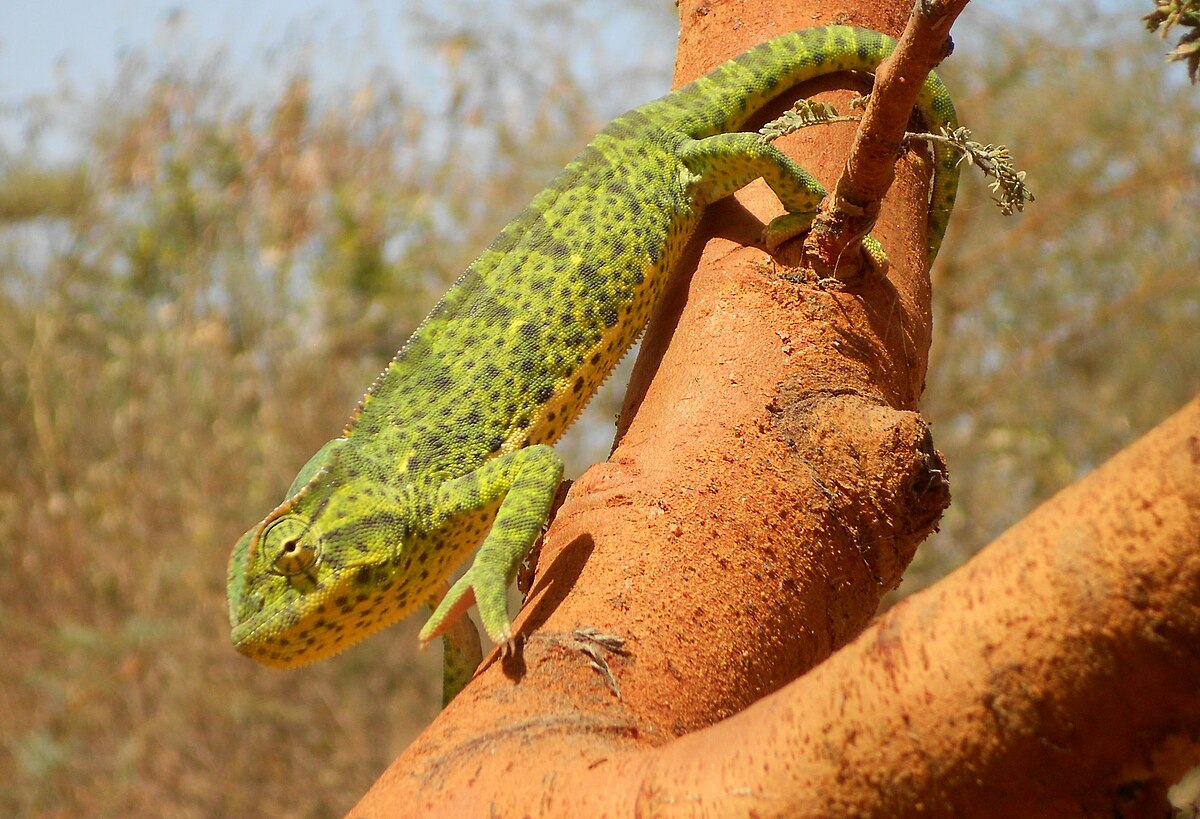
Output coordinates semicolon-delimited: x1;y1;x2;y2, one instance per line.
227;25;959;671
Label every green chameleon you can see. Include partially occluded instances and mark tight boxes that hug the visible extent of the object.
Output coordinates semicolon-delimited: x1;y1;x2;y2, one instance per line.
227;25;960;681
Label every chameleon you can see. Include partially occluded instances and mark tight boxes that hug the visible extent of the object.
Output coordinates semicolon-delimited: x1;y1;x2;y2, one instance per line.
227;24;960;674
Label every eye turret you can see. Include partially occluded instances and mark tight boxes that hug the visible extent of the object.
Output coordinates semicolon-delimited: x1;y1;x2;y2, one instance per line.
263;515;319;582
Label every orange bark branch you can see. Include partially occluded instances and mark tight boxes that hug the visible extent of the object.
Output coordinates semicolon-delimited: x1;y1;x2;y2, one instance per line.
346;2;1200;817
351;395;1200;817
804;0;970;278
350;0;955;814
628;394;1200;817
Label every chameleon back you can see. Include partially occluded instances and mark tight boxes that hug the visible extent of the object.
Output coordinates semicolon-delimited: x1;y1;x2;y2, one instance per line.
228;25;959;667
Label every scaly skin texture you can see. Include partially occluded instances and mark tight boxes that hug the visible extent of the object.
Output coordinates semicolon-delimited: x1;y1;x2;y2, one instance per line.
227;25;960;668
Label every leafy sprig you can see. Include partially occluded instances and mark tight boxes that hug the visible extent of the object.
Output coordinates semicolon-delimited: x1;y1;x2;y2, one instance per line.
1144;0;1200;84
915;126;1035;216
760;101;1034;217
759;99;860;140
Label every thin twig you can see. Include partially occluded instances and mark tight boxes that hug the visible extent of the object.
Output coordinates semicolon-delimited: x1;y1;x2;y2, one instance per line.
802;0;970;279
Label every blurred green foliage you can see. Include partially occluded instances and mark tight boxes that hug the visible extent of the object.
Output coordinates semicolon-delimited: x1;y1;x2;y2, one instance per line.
0;1;1196;815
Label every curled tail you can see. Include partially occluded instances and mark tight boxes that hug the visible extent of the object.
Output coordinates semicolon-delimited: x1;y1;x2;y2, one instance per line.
669;25;959;266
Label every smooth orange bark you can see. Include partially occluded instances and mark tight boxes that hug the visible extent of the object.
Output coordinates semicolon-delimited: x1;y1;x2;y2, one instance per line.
349;1;1200;816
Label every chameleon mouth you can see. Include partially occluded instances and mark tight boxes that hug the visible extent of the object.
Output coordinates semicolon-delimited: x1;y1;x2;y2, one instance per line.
230;559;422;667
228;582;346;668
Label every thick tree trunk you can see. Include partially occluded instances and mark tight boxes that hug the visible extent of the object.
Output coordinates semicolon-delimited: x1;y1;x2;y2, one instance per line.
348;1;1200;816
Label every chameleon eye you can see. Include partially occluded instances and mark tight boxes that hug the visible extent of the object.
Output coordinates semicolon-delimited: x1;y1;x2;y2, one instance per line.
263;515;318;577
274;538;317;576
273;540;319;578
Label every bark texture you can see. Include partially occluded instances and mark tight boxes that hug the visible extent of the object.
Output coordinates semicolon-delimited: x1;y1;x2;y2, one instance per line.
349;1;1200;817
350;0;952;813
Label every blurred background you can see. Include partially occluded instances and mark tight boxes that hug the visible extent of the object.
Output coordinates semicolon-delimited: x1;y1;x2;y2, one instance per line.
1;0;1196;815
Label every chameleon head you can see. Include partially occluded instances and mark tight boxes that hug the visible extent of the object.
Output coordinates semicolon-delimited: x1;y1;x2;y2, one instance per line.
226;475;425;667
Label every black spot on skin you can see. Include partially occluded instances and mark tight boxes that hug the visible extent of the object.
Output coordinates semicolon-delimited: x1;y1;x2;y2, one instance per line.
355;567;371;585
536;386;554;404
572;376;584;394
577;259;600;282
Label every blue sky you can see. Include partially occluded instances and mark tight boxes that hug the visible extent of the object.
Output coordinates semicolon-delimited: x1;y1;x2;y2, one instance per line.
3;1;362;95
0;0;1074;103
0;0;1143;158
0;1;678;158
0;0;428;113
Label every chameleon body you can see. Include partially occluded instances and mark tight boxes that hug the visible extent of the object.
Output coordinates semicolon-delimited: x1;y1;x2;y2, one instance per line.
227;25;959;668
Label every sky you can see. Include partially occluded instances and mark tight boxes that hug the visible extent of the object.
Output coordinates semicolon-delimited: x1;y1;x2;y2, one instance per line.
0;0;676;158
0;0;1142;158
1;0;1073;102
2;0;373;98
1;0;408;109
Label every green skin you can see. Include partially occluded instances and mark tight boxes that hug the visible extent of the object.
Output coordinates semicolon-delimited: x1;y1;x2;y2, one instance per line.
227;25;960;671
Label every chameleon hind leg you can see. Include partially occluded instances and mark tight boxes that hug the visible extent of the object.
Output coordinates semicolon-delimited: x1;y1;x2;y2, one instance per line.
419;443;564;651
678;132;887;266
428;585;484;706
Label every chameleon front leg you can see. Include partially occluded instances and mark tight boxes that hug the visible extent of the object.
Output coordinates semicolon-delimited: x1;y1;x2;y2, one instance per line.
419;443;565;651
678;132;887;264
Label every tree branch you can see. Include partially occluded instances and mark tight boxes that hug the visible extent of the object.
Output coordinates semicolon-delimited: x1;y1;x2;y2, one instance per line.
803;0;970;279
345;0;1200;815
627;394;1200;817
349;0;957;812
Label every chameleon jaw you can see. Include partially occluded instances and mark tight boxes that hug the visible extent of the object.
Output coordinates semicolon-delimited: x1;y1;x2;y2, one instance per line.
230;578;373;669
230;546;436;667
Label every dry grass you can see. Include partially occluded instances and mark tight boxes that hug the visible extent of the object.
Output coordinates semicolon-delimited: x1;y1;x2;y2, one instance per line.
0;9;628;814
